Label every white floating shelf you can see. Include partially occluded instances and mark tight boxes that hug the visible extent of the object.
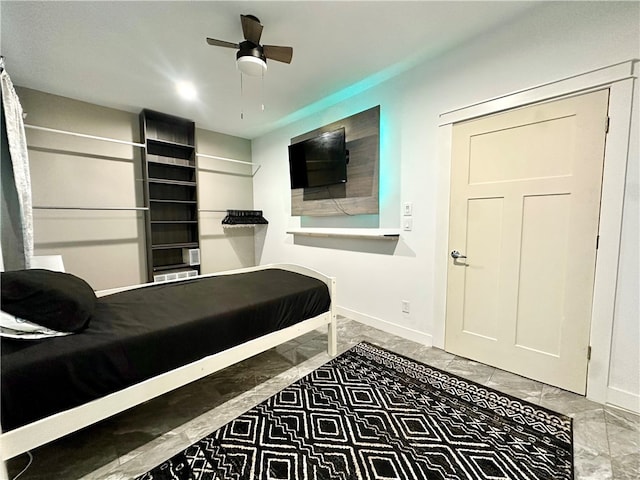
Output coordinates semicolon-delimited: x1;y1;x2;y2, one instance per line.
286;228;401;240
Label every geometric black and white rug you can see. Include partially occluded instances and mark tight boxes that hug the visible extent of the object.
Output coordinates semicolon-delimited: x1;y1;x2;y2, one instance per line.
135;342;573;480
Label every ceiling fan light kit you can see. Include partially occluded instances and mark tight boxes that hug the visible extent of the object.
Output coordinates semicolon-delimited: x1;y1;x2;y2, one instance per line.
236;43;267;76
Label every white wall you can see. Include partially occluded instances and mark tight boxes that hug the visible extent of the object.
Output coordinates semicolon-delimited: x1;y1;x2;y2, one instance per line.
252;2;639;410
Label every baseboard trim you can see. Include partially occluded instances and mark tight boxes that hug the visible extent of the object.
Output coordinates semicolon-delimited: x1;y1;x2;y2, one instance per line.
336;306;433;346
607;386;640;414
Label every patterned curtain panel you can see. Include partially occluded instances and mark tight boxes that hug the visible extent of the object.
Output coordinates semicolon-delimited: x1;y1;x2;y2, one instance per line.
0;65;33;270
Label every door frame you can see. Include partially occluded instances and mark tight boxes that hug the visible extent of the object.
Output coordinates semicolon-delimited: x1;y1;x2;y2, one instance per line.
433;60;637;408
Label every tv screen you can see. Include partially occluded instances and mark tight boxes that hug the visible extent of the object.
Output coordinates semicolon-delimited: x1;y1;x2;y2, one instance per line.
288;127;347;189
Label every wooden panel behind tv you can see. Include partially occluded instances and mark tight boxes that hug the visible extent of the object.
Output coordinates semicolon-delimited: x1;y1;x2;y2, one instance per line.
291;106;379;216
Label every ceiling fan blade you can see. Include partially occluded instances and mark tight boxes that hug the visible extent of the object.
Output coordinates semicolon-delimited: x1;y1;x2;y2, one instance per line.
263;45;293;64
241;14;263;44
206;38;239;49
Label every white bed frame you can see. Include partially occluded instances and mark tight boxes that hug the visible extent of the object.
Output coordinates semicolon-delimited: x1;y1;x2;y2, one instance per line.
0;263;337;462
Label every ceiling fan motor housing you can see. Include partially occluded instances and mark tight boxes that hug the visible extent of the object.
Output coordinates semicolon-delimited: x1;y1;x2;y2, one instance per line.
237;41;266;61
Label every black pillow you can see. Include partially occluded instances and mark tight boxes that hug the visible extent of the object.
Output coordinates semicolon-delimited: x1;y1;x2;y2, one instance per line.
1;269;96;333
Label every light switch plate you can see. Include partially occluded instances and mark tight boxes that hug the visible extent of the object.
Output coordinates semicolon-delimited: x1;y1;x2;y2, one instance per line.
403;202;413;216
401;300;410;314
403;217;413;231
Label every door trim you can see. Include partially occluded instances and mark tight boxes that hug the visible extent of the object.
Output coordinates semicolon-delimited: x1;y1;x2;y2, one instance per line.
438;60;635;125
434;60;638;408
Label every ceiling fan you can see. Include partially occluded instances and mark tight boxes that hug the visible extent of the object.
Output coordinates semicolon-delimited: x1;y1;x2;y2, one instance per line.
206;14;293;76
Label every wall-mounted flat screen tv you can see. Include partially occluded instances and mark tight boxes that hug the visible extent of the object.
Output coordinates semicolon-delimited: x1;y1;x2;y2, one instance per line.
288;127;348;189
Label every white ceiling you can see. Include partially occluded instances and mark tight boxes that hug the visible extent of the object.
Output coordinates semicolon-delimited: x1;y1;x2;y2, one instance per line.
1;1;538;139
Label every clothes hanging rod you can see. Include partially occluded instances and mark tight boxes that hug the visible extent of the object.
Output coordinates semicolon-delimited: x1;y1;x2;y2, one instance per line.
24;124;146;148
23;124;263;178
195;152;254;166
23;126;259;172
197;166;258;178
33;206;148;211
198;209;228;213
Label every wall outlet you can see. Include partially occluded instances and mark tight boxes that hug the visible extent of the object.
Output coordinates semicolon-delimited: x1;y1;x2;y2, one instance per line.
401;300;410;314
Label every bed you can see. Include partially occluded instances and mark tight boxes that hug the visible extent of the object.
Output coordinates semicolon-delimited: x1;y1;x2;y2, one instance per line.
0;263;336;461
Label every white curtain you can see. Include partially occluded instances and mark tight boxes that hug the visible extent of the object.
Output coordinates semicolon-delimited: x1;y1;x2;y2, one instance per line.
1;64;33;270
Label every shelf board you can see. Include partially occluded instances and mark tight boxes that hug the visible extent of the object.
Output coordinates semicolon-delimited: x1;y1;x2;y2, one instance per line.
151;220;198;224
148;157;196;169
148;178;196;187
149;199;197;204
153;263;192;272
286;228;401;240
147;137;195;150
151;242;199;250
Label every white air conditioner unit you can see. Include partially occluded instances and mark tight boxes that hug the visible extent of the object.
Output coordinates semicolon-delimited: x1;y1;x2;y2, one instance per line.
183;248;200;266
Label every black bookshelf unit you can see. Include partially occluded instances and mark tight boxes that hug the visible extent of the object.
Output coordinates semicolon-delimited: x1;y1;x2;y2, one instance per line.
141;109;199;282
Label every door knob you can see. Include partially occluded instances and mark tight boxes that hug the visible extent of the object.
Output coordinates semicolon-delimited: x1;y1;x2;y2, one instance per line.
450;250;467;259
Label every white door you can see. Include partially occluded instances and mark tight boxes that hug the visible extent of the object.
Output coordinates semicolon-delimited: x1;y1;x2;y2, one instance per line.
445;89;609;394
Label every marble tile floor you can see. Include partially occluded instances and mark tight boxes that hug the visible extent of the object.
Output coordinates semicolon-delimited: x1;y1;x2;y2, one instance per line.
5;317;639;480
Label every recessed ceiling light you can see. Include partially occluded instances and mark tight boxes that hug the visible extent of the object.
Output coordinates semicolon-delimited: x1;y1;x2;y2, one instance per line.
176;81;197;100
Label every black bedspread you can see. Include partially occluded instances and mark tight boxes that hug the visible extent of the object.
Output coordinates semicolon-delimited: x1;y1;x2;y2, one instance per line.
1;269;330;431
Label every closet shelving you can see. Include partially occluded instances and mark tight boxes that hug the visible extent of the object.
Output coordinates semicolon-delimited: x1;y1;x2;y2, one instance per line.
140;109;200;281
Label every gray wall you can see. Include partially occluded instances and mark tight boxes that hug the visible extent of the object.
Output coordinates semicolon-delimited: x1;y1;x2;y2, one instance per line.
18;87;254;290
196;127;256;273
